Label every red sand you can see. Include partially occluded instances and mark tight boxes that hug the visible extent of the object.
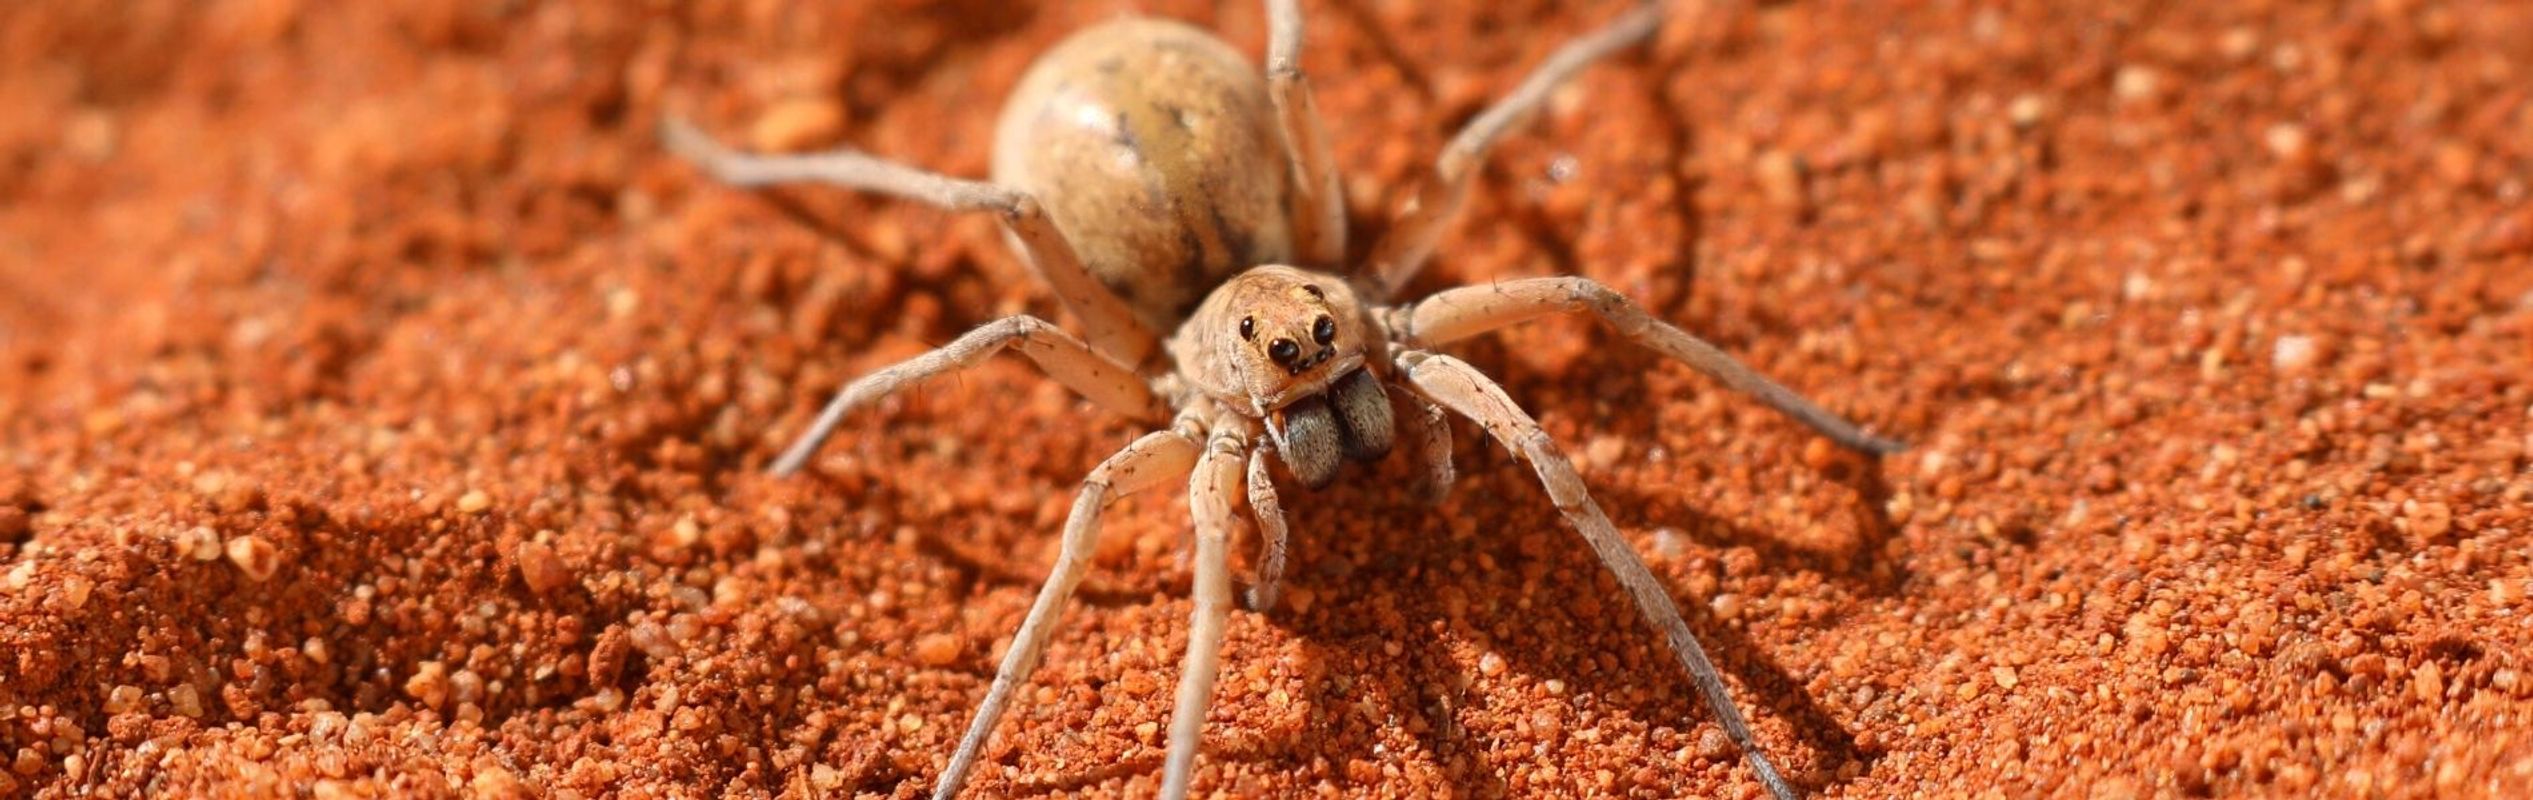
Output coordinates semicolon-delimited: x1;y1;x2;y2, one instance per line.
3;0;2531;797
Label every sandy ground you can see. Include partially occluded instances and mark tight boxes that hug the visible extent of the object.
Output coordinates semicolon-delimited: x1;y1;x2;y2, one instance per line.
3;0;2531;797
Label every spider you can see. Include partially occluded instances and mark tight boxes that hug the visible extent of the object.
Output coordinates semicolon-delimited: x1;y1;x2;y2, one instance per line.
666;2;1901;797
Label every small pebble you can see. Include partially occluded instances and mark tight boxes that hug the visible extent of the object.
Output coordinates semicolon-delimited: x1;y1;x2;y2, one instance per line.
54;575;91;611
169;684;204;718
103;685;143;715
750;97;846;153
2008;94;2047;129
2220;27;2261;60
451;668;486;705
2264;124;2310;161
1709;593;1745;621
406;661;451;709
469;765;527;797
2412;661;2444;704
181;526;224;561
1802;437;1838;471
1753;150;1808;212
226;535;280;581
2272;335;2318;372
2114;65;2162;103
457;489;492;514
1583;435;1627;473
914;634;962;667
2404;501;2453;539
1696;728;1732;760
64;109;117;162
516;541;571;594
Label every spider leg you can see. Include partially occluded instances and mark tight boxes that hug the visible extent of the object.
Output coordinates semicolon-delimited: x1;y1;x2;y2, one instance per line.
1394;380;1457;503
1265;0;1346;268
1398;276;1905;454
662;119;1159;367
1242;441;1292;612
1161;427;1247;798
1363;2;1664;298
1396;349;1801;800
932;428;1201;800
1242;381;1446;612
768;315;1165;476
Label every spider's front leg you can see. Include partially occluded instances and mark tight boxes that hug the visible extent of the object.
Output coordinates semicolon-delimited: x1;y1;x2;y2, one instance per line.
764;315;1164;476
933;427;1200;800
1241;378;1446;613
1397;349;1802;800
1398;276;1905;454
1242;441;1292;612
1161;426;1248;798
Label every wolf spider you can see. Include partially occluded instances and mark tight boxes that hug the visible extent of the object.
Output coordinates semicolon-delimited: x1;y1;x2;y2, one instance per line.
667;1;1900;797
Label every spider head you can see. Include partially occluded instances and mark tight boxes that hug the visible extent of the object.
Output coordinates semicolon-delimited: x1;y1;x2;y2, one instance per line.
1230;273;1359;386
1172;265;1395;489
1176;265;1372;407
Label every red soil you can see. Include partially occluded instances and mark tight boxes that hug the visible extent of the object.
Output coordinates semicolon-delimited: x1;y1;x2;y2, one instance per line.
3;0;2530;797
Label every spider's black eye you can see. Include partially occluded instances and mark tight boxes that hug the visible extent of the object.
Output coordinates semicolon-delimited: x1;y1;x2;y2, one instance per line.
1302;284;1325;299
1239;316;1255;340
1268;338;1301;365
1312;315;1336;345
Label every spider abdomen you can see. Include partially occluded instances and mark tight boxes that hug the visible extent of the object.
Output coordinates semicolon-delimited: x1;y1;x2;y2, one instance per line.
992;18;1295;334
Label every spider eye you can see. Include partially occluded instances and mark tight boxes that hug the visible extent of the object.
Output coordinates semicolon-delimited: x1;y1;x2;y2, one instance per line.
1239;316;1255;340
1302;284;1325;299
1267;338;1300;365
1312;315;1336;345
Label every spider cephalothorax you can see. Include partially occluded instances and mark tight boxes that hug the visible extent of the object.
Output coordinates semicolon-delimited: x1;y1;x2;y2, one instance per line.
667;2;1905;799
1169;266;1392;487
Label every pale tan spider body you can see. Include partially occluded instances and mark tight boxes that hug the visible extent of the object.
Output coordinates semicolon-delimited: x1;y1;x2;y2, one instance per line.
992;18;1298;334
666;3;1904;798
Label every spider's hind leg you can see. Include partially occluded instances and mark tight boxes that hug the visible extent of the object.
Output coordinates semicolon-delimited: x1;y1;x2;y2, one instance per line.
1265;0;1346;268
661;118;1159;368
